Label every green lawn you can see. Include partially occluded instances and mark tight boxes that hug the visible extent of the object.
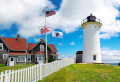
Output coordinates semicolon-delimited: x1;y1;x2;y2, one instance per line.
0;64;35;72
39;64;120;82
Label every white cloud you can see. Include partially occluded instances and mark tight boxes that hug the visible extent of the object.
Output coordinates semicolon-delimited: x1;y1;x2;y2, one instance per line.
101;47;120;63
58;43;63;46
0;0;55;38
34;38;40;42
0;0;120;39
70;42;75;45
49;0;120;39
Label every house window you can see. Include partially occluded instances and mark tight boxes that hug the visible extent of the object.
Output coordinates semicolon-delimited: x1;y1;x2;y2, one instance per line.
93;55;96;60
27;55;31;62
39;55;42;60
18;56;25;62
35;55;42;61
53;56;57;59
35;55;37;61
40;45;44;51
3;54;8;59
11;58;13;61
0;43;3;51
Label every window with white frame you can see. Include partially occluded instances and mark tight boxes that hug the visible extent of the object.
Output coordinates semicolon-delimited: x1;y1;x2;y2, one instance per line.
0;43;3;51
40;45;44;51
3;54;8;59
27;55;31;62
18;56;25;62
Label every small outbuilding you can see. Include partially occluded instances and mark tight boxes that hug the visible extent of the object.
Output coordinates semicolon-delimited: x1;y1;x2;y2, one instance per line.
75;51;83;63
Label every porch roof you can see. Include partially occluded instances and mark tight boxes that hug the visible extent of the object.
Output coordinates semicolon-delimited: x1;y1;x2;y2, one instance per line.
9;52;29;55
35;51;45;55
52;53;59;56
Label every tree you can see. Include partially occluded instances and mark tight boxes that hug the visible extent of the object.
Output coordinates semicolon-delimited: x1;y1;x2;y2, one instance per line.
118;62;120;66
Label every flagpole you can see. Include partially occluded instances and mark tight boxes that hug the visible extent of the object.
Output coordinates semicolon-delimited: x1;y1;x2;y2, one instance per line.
44;8;48;63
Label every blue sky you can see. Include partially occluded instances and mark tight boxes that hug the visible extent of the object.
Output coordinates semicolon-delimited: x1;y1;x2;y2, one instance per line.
0;0;120;63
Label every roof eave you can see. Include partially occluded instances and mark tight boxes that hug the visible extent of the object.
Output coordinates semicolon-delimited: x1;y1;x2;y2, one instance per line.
10;50;27;51
30;38;53;51
0;37;10;49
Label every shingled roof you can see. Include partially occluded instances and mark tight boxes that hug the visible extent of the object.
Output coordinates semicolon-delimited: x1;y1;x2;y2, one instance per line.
28;43;36;51
76;51;83;55
49;44;57;53
2;37;27;51
28;43;58;53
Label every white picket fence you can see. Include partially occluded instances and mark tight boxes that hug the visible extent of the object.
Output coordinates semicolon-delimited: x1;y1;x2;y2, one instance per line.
0;58;75;82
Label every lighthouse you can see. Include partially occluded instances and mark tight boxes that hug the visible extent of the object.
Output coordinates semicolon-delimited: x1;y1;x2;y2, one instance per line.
81;14;102;63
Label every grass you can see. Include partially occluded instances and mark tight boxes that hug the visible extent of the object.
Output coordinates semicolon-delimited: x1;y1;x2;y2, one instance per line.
0;64;35;72
39;64;120;82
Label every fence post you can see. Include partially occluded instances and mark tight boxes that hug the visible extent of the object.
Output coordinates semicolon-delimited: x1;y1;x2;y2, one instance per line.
0;72;3;82
14;70;17;82
8;70;11;82
37;65;38;80
18;69;21;82
40;64;42;80
32;66;34;81
23;69;25;82
20;69;23;82
35;65;36;81
30;67;31;82
11;70;14;82
25;68;27;82
28;68;29;82
4;70;8;82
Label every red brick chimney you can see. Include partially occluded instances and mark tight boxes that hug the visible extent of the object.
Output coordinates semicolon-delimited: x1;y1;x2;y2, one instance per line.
17;34;19;41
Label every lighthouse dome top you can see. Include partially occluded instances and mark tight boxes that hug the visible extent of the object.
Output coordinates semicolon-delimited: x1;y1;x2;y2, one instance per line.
81;14;102;29
86;14;96;22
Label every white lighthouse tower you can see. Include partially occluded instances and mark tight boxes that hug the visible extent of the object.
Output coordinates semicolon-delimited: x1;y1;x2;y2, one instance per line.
81;14;102;63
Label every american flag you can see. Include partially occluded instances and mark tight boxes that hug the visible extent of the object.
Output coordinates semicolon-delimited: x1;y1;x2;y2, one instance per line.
46;11;56;17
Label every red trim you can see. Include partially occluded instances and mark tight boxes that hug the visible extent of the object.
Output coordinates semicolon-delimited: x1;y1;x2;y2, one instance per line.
35;51;45;55
52;54;59;56
9;52;29;55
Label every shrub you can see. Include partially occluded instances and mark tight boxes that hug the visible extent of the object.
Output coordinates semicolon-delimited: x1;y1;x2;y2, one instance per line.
118;62;120;66
0;64;5;67
48;59;56;62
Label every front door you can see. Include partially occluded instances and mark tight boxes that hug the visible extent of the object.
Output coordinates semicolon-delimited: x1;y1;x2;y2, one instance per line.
35;55;43;64
9;57;15;66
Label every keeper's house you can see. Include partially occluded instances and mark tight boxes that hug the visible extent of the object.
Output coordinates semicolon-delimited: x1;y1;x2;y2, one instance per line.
0;34;58;66
75;51;83;63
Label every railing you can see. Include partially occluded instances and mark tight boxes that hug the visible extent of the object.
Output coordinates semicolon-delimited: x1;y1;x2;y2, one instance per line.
81;18;102;26
0;58;75;82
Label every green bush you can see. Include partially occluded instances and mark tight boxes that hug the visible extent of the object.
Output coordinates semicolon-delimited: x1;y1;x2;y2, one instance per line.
118;62;120;66
0;64;5;67
48;59;56;62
